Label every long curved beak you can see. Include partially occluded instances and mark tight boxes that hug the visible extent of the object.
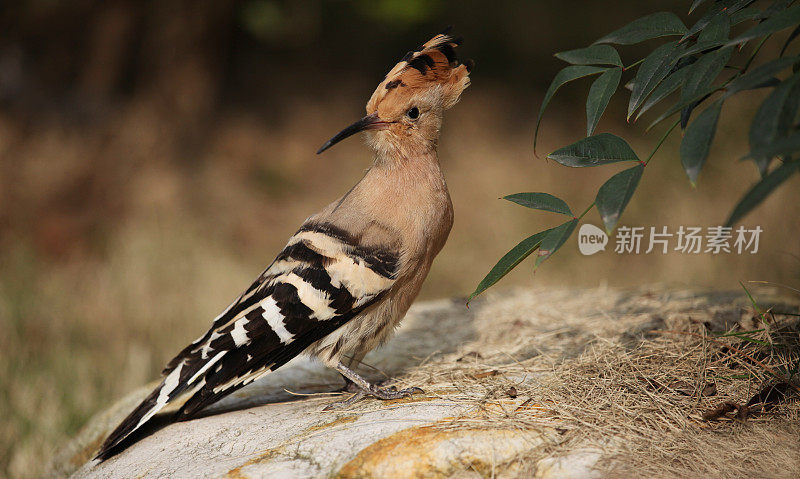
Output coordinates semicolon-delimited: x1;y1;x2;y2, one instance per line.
316;112;389;154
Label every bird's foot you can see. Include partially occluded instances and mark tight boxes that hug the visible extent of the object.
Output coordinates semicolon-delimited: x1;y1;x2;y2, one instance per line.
369;383;425;400
323;363;424;410
323;385;424;411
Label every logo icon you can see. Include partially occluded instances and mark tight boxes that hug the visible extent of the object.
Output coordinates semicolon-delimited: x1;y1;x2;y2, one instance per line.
578;223;608;255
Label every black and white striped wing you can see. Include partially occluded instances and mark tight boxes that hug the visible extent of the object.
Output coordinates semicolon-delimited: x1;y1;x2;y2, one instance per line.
96;223;398;460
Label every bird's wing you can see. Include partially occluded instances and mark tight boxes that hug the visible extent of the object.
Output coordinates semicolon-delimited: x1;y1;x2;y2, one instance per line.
96;222;399;460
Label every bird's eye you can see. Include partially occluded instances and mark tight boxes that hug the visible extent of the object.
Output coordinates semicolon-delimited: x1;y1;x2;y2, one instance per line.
406;107;420;120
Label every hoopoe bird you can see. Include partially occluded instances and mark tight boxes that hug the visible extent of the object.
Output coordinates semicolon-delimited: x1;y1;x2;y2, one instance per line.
95;29;471;461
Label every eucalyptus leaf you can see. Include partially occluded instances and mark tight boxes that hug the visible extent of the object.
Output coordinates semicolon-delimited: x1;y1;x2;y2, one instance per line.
680;40;726;58
745;132;800;160
467;228;554;302
596;164;645;233
751;157;771;179
503;192;574;216
698;12;731;43
731;7;761;25
760;0;792;19
726;160;800;226
729;5;800;45
635;66;690;121
682;0;754;42
781;25;800;56
595;12;687;45
689;0;710;14
748;77;783;89
587;67;622;135
548;133;640;167
534;219;579;268
555;45;622;67
681;47;733;103
725;56;800;96
680;99;703;129
535;65;607;152
749;74;800;175
628;42;684;119
647;84;719;130
681;100;723;184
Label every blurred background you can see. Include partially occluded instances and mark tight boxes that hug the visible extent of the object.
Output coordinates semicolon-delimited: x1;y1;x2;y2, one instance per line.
1;0;798;476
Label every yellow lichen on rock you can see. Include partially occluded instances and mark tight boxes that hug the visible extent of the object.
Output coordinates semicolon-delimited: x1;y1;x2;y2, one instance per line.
336;426;544;478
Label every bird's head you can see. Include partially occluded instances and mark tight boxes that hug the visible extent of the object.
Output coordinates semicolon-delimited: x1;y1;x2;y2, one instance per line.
317;29;472;159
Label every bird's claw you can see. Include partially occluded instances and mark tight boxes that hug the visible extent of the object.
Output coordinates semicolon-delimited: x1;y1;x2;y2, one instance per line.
323;390;366;411
323;385;424;410
369;385;424;400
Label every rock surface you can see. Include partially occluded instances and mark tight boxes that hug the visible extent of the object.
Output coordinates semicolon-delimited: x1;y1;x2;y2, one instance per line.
49;287;790;478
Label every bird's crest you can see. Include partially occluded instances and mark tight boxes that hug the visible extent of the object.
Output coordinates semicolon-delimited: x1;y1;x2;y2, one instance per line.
366;29;472;114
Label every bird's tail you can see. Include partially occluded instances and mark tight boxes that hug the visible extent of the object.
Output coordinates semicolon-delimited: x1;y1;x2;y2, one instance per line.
94;359;201;461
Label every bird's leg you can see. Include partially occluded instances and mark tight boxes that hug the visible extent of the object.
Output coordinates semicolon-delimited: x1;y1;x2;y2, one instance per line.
324;362;423;410
337;373;362;393
336;354;366;393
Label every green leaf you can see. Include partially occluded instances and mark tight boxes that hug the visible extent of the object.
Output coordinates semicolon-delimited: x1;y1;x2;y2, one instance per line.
731;7;761;25
682;47;732;101
555;45;623;67
698;11;731;43
503;193;573;216
749;74;800;175
635;65;691;121
760;0;792;19
725;57;800;97
628;42;684;119
647;84;719;130
586;67;622;135
680;100;723;184
726;160;800;226
534;219;579;268
534;65;607;152
682;0;752;41
595;12;688;45
745;132;800;160
548;133;640;167
596;164;645;232
689;0;710;14
781;24;800;56
679;40;726;59
680;101;700;129
729;5;800;45
467;228;554;302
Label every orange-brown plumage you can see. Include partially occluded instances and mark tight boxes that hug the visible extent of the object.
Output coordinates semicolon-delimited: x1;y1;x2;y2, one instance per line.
367;32;471;115
95;30;470;462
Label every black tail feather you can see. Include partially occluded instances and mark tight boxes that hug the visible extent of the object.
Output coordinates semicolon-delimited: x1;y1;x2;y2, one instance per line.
94;388;163;461
94;407;178;461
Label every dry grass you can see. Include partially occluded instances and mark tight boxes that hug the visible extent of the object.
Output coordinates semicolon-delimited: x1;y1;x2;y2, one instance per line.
393;289;800;478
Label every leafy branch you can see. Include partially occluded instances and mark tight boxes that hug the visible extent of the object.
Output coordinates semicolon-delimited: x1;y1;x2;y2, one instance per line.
470;0;800;302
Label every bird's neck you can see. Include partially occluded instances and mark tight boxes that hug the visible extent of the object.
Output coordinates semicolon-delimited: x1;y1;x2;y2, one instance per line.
370;147;446;192
365;147;453;252
373;138;437;167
